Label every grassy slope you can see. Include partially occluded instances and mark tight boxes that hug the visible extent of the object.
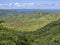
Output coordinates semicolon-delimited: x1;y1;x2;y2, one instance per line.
2;12;60;32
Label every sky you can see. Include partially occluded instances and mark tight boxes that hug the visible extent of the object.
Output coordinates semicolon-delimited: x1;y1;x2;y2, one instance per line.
0;0;60;9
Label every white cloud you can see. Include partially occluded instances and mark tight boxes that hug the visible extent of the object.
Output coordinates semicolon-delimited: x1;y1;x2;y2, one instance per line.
14;3;22;7
8;3;13;7
0;3;60;8
0;3;38;7
22;3;38;7
14;3;19;5
0;4;8;7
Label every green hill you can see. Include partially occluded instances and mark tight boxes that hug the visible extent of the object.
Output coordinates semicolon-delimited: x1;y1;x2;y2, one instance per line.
28;19;60;45
0;17;60;45
1;12;60;32
0;11;60;45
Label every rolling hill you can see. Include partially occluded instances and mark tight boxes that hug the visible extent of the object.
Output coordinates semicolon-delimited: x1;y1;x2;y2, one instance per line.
1;12;60;32
0;11;60;45
0;16;60;45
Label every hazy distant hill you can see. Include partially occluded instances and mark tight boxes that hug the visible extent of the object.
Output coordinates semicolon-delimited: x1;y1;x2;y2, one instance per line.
0;9;39;17
0;10;17;17
0;9;60;17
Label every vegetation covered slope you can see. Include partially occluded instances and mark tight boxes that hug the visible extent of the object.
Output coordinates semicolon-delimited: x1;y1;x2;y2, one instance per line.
0;17;60;45
0;11;60;45
1;12;60;32
28;19;60;45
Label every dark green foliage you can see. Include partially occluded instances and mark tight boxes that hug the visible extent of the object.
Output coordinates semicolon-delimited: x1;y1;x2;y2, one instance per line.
0;19;60;45
0;27;27;45
0;20;5;24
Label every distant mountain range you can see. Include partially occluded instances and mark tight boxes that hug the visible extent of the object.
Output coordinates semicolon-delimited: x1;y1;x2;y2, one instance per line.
0;9;60;17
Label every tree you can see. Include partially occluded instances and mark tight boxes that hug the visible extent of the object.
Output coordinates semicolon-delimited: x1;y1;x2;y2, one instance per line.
0;20;5;24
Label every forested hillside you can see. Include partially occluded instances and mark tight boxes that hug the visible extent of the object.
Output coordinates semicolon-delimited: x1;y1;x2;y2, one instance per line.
0;11;60;45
